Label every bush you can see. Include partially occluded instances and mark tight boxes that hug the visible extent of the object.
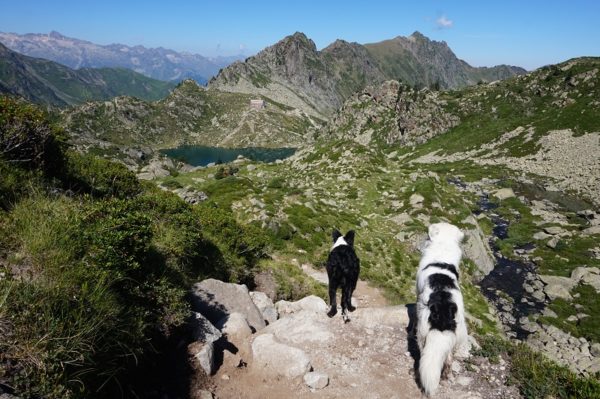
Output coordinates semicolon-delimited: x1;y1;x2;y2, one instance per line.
194;202;268;284
0;96;65;170
61;151;141;198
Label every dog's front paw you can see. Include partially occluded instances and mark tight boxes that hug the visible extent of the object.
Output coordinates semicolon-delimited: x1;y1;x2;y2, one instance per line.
347;304;356;312
327;308;337;318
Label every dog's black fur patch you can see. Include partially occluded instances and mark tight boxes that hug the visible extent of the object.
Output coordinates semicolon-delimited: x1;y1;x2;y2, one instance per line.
326;229;360;321
428;273;457;291
427;271;458;332
424;262;459;280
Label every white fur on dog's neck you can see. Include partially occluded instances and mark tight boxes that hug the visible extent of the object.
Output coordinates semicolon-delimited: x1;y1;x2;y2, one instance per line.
418;239;463;271
332;236;348;249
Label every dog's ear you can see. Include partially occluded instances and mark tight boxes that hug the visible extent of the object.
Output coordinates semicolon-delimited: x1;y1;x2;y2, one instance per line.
428;224;441;241
332;229;343;243
344;230;355;247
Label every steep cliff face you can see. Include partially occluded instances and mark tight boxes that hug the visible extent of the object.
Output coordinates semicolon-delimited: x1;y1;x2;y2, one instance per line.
209;31;525;118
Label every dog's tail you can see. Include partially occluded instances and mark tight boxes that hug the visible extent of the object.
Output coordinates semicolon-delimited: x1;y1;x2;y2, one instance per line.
419;329;456;396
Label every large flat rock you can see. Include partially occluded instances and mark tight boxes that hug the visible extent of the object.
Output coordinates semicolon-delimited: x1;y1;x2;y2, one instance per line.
191;279;266;331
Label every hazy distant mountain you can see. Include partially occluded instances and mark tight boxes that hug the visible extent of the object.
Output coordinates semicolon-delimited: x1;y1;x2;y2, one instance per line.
0;31;244;84
209;31;526;117
0;43;175;106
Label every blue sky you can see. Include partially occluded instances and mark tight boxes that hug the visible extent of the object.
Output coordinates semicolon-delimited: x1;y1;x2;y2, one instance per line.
1;0;599;70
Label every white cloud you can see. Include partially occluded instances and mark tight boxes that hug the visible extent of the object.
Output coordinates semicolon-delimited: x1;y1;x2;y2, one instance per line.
436;15;454;29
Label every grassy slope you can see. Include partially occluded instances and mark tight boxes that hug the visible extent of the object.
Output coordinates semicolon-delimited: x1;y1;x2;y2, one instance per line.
62;80;324;149
0;43;175;106
412;57;600;157
0;97;274;398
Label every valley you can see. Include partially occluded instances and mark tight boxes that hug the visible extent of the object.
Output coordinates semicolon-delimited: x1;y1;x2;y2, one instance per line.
1;26;599;399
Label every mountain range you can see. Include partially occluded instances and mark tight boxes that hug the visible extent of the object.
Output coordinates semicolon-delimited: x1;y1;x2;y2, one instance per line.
0;42;175;106
209;31;526;117
0;31;244;84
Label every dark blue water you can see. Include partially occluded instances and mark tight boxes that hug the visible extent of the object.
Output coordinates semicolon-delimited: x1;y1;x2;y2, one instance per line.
160;146;296;167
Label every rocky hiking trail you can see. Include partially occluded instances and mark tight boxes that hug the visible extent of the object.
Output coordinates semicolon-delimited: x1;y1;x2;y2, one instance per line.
188;265;521;399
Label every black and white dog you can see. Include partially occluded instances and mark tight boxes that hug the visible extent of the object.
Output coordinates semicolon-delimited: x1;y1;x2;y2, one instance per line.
416;222;469;396
326;229;360;322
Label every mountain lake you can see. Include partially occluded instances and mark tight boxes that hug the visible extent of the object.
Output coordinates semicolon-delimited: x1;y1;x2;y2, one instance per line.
160;146;296;167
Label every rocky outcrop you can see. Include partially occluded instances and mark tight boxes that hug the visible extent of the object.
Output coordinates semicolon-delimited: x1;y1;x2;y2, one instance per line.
209;33;384;117
327;80;460;146
527;324;600;375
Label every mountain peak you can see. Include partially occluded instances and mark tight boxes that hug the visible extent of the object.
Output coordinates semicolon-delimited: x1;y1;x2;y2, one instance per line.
277;32;317;52
48;31;67;39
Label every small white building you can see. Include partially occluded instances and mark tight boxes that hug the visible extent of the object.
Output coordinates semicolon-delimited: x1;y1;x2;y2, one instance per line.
250;99;265;110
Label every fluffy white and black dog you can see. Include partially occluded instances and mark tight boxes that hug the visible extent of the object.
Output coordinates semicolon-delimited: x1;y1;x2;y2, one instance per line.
416;222;469;396
326;229;360;322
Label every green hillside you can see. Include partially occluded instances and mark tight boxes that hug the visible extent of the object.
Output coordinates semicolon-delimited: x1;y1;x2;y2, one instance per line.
62;79;324;150
0;43;175;107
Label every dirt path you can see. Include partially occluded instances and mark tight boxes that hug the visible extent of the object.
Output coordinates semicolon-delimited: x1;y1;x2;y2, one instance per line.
300;263;389;308
201;266;520;399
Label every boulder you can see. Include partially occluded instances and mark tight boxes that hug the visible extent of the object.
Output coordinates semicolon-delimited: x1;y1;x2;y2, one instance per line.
390;212;412;225
263;310;333;345
188;312;222;375
409;193;425;207
303;371;329;389
539;275;577;301
189;340;217;376
582;225;600;236
581;272;600;292
546;236;560;249
533;231;552;240
250;291;278;324
216;312;253;348
174;187;208;204
190;311;222;343
591;343;600;357
463;228;495;275
492;188;516;200
543;226;565;235
275;295;328;315
191;279;266;331
251;334;311;378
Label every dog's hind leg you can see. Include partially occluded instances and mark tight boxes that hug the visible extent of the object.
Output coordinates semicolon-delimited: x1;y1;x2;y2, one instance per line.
344;283;356;312
341;284;352;323
327;282;338;318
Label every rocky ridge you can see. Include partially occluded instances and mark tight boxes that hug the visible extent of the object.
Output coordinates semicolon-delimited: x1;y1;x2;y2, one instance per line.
209;31;525;118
